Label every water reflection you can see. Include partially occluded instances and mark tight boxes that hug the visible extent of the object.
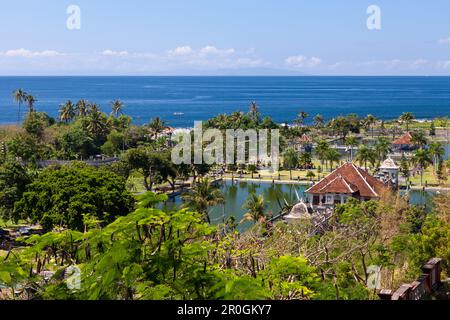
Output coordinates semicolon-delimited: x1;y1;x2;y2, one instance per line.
160;180;443;230
160;180;308;231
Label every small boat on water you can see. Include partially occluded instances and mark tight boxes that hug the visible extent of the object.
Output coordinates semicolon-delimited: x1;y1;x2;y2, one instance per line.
173;112;185;116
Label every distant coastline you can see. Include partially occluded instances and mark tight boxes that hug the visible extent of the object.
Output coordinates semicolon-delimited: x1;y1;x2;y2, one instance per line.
1;76;449;127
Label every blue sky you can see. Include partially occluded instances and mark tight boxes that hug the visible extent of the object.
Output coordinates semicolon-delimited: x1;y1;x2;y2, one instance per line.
0;0;449;75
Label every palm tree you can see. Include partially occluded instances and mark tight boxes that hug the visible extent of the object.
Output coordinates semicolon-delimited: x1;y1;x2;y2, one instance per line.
182;178;224;223
374;137;392;162
313;114;324;128
298;152;312;168
428;142;445;173
294;111;309;126
283;148;299;180
241;192;266;224
25;94;36;113
356;145;376;170
230;111;244;128
111;100;124;118
399;112;415;131
315;140;331;171
148;117;167;140
87;109;105;137
399;155;411;187
88;102;101;114
248;101;260;124
364;114;377;137
12;89;27;123
59;100;76;123
412;148;433;186
326;148;341;171
345;136;359;161
411;131;428;148
76;99;89;117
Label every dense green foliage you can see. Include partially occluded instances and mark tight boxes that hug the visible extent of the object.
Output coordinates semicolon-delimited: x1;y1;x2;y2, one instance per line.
0;161;32;221
14;163;135;231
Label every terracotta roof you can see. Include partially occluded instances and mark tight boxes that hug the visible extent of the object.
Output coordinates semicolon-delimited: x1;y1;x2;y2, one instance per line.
306;163;387;198
317;175;358;194
295;134;313;144
392;132;413;145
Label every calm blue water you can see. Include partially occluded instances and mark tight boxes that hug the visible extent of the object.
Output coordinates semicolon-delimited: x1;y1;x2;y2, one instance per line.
1;76;450;127
160;180;442;231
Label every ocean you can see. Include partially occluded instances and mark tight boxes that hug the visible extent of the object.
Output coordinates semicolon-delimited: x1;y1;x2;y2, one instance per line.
1;76;449;127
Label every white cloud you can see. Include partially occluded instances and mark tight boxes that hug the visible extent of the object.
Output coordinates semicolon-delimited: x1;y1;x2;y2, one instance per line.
437;60;450;69
168;46;193;56
102;50;129;57
0;48;62;58
199;46;235;56
285;55;321;68
438;37;450;44
411;59;428;67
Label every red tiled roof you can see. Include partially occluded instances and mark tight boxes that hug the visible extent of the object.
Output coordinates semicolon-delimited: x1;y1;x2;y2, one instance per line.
295;134;313;144
392;132;413;145
306;163;387;198
317;175;358;194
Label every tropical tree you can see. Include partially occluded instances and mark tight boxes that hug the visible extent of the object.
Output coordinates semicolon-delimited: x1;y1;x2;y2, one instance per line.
76;99;89;117
306;171;316;181
0;161;31;221
87;108;106;137
298;152;312;169
241;192;266;224
356;145;376;170
399;154;411;187
12;89;27;123
399;112;415;131
248;101;261;124
247;164;258;179
59;100;76;123
294;111;309;126
313;114;324;128
111;100;124;118
14;162;134;230
428;142;445;173
182;177;224;223
283;148;299;180
411;148;433;186
344;136;359;161
25;94;36;113
315;140;330;170
364;114;377;137
374;137;392;162
148;117;167;140
88;102;101;114
123;147;171;191
326;148;341;171
411;131;428;148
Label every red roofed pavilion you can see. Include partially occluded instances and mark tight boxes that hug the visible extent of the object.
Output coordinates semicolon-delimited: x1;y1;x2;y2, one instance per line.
392;132;413;145
306;162;387;206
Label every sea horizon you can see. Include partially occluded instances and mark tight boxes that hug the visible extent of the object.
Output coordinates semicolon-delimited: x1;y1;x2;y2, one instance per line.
1;76;449;127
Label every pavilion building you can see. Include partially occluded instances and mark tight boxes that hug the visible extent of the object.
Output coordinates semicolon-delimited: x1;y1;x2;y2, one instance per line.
305;162;388;207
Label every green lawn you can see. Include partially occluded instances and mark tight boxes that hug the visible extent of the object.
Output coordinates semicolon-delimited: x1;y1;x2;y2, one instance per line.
408;166;449;187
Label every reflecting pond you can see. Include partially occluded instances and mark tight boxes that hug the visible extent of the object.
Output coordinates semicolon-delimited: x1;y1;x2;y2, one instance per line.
161;180;308;230
161;180;444;230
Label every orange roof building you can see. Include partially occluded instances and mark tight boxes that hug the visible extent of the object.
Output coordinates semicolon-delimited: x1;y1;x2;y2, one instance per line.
305;162;387;206
392;132;413;145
